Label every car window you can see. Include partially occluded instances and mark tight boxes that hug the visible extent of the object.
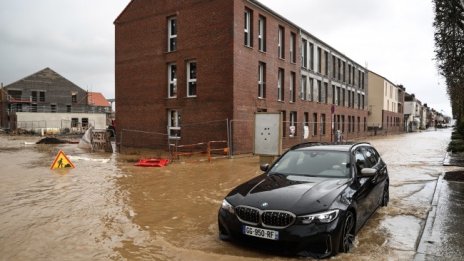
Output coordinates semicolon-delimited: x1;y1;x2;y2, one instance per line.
354;148;368;172
365;148;379;167
270;150;350;178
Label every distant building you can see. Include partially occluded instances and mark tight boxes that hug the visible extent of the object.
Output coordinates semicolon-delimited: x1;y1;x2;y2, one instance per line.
0;67;110;132
87;92;111;113
404;93;422;132
114;0;368;152
367;71;404;134
429;107;435;127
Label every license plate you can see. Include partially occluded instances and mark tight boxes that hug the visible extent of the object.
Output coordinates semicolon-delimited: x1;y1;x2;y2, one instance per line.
242;225;279;240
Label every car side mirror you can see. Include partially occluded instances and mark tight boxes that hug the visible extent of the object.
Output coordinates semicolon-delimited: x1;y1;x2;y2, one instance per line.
359;168;377;177
260;164;270;172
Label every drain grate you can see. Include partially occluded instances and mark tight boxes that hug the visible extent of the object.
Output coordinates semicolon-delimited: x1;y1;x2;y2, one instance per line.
444;171;464;182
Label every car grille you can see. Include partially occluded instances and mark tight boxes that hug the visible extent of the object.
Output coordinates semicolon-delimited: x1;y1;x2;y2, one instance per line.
235;206;260;225
235;206;296;228
262;211;295;228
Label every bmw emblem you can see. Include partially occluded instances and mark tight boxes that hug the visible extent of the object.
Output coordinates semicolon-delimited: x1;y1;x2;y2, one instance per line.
261;202;269;208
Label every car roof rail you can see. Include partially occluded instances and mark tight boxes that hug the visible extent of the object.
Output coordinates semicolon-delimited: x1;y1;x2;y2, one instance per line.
348;142;371;151
290;142;329;150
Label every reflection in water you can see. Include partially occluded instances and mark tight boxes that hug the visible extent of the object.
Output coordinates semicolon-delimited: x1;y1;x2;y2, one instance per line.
0;128;456;260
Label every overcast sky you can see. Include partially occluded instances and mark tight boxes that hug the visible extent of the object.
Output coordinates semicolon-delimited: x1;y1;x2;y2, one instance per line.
0;0;452;116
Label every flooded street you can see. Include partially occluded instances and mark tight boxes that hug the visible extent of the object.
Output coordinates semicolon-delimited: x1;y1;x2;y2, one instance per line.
0;128;458;260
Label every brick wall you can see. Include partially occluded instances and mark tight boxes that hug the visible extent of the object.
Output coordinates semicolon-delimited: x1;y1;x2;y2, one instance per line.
115;0;234;147
115;0;370;152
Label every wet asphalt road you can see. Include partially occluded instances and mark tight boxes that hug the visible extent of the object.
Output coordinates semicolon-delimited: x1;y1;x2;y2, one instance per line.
0;128;461;260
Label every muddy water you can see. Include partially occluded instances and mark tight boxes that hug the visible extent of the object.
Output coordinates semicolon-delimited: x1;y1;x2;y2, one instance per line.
0;129;456;260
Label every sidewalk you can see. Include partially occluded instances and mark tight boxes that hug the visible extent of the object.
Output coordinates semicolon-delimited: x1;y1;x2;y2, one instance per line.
415;162;464;260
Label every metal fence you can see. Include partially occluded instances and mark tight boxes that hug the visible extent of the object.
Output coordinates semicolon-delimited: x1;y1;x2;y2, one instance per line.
117;119;407;158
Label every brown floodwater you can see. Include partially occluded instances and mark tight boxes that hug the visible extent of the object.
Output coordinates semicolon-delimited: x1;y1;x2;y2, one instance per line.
0;129;457;260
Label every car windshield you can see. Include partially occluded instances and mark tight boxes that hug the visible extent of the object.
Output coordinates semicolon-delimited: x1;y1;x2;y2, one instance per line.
269;150;350;178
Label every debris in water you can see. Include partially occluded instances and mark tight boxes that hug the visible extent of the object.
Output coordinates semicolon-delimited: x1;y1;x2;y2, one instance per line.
134;158;169;167
36;137;69;144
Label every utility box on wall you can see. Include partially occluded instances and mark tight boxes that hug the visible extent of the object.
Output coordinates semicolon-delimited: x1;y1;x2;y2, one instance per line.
254;112;282;156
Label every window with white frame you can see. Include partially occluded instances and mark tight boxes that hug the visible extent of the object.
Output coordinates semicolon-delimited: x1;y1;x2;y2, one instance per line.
301;75;307;100
338;58;341;81
348;64;352;84
168;109;181;139
324;82;328;103
361;72;365;89
312;113;318;136
353;68;356;86
289;111;297;137
258;62;266;98
258;15;266;52
278;68;284;101
168;17;177;52
187;61;197;97
302;39;308;68
342;61;346;82
309;43;314;70
332;55;337;78
352;91;355;108
321;114;326;135
348;90;351;107
290;32;296;63
308;78;314;101
244;8;252;47
168;63;177;98
324;51;329;76
278;26;284;59
289;72;295;102
358;70;362;88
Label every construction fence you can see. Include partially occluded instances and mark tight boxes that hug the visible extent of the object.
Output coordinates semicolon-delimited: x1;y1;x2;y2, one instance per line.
118;118;406;160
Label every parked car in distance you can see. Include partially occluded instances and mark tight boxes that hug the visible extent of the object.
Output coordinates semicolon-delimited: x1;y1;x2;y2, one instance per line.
218;142;389;258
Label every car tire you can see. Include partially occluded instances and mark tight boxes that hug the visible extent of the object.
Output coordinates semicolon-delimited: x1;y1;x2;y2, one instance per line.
381;183;389;207
339;211;355;253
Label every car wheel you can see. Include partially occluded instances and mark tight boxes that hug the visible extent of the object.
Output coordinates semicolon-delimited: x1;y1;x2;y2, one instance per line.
339;211;355;253
381;183;389;207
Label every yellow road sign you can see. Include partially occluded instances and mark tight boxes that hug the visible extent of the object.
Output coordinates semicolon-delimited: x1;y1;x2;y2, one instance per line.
50;150;75;169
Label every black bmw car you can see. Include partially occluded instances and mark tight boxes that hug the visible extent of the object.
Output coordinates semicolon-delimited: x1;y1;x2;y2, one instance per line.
218;142;389;258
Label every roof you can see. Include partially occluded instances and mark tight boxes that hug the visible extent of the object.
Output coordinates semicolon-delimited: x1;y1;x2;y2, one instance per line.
297;145;352;152
87;92;110;107
4;67;85;93
292;142;371;152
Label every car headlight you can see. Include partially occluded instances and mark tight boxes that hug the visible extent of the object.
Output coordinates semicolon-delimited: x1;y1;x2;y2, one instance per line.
221;199;235;214
298;209;339;224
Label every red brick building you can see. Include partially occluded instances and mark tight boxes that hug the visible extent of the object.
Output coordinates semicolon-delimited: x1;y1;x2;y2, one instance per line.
114;0;368;153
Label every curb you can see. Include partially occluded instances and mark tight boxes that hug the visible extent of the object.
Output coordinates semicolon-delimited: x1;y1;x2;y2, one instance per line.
443;152;451;166
414;173;444;260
